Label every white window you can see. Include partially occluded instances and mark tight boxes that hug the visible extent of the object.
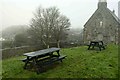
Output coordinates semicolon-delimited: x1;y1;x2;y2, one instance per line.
100;21;103;27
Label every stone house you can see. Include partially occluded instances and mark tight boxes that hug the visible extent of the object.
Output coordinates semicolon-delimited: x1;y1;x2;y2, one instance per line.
83;0;120;44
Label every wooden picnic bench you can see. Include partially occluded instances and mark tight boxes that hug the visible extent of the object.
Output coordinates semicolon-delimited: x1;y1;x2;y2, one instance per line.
87;41;105;51
21;47;66;74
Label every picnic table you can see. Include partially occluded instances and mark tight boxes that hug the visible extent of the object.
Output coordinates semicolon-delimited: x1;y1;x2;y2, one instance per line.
21;47;66;74
87;41;105;51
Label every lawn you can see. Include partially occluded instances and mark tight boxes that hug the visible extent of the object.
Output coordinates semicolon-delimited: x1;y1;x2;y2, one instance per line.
2;44;118;78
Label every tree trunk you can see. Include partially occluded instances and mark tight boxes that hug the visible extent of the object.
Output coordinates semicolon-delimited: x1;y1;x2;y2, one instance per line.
57;40;60;48
42;40;49;48
47;45;49;48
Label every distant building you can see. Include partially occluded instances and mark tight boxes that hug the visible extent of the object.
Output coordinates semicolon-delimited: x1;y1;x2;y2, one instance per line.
83;0;120;44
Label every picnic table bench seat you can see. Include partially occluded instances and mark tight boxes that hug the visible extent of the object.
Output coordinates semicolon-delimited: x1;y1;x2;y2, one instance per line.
21;57;33;62
87;44;106;49
22;55;66;65
21;52;57;62
87;41;106;51
37;55;66;66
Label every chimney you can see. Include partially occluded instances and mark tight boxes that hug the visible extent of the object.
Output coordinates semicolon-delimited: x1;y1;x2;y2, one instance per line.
98;0;107;8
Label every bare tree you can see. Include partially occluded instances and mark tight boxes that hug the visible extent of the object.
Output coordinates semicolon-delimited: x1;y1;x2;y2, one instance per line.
29;6;71;48
52;15;70;48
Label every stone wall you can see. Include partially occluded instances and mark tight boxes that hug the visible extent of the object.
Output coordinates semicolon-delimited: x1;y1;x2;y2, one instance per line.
2;46;43;59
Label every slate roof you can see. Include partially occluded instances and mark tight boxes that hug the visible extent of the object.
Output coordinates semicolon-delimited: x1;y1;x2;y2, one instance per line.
84;8;120;27
107;8;120;24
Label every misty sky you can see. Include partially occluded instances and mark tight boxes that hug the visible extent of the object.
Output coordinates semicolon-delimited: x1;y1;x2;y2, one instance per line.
1;0;119;30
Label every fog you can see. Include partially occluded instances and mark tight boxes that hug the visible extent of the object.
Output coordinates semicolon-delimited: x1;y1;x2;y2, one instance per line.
1;0;119;30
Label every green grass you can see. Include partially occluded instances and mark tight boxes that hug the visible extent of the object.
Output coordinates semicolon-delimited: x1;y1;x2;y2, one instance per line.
0;60;2;79
2;44;118;78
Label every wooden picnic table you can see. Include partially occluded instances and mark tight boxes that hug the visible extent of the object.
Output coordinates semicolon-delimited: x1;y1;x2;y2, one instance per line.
22;47;66;74
87;41;105;51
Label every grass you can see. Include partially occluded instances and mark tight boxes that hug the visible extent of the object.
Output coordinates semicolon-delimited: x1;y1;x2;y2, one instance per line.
2;44;118;78
0;60;2;79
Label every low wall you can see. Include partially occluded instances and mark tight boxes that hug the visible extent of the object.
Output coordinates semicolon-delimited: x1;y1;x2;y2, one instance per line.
2;43;83;59
2;46;43;60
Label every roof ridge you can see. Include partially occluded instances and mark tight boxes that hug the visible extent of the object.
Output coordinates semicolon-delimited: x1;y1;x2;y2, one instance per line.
106;8;120;24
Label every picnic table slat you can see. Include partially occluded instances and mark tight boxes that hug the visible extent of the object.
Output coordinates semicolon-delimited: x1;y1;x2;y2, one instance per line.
23;47;60;57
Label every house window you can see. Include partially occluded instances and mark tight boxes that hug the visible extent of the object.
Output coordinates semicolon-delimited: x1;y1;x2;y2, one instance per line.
87;34;91;40
100;21;103;27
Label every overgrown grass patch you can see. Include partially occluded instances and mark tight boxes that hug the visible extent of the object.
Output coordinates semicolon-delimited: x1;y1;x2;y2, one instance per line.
2;44;118;78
